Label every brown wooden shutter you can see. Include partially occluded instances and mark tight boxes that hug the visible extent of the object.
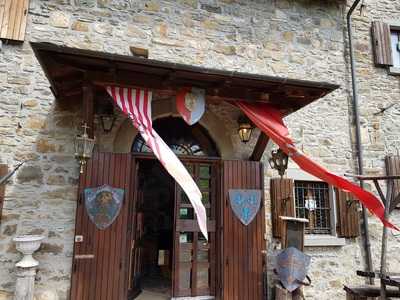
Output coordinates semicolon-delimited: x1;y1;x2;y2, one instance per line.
270;178;295;239
221;160;265;300
0;0;29;41
0;164;8;224
335;189;360;238
371;21;393;66
385;155;400;211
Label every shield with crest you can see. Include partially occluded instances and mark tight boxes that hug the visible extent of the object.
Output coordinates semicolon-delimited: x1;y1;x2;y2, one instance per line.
275;247;311;292
228;189;261;225
84;185;125;230
176;87;205;125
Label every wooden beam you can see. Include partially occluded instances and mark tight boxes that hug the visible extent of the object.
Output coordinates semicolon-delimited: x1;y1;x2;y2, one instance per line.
0;164;8;224
82;82;94;138
249;133;269;161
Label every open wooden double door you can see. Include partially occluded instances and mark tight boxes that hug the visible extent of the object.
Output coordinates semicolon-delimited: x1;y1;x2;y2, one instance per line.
70;152;265;300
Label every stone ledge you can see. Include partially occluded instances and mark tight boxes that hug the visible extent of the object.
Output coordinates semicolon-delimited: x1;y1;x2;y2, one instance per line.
304;235;346;247
389;67;400;76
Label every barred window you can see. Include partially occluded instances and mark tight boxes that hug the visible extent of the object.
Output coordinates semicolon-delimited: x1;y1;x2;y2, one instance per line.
294;181;331;234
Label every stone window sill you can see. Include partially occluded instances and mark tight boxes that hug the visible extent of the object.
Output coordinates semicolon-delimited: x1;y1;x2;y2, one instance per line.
389;67;400;76
304;234;346;247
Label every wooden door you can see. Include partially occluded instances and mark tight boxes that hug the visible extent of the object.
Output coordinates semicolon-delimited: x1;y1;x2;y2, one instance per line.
173;161;218;297
70;152;136;300
221;160;265;300
127;174;143;299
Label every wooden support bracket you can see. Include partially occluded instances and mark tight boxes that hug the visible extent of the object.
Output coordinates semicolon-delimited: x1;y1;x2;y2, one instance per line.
250;133;269;161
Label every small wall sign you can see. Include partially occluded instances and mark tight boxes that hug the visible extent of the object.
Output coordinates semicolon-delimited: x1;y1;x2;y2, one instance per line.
84;185;125;230
228;189;261;226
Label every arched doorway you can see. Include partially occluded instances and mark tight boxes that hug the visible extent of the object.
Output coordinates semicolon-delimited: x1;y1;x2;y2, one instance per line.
131;117;220;157
130;117;219;300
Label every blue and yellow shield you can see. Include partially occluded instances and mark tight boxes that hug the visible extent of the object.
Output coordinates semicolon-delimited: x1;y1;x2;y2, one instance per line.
228;189;261;226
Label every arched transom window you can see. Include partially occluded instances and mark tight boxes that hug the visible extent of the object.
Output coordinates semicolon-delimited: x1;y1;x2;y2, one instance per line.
132;117;219;157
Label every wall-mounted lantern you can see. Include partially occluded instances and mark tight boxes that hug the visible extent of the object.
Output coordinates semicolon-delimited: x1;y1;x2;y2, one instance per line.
74;123;95;174
268;148;288;177
237;116;253;143
98;104;116;133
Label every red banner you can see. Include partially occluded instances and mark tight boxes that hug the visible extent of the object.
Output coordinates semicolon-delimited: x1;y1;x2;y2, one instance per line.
236;101;397;230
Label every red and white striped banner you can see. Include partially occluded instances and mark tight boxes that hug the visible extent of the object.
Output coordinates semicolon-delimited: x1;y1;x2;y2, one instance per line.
106;86;208;239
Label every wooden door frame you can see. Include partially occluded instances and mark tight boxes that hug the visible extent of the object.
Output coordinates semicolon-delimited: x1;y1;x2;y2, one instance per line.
132;153;221;299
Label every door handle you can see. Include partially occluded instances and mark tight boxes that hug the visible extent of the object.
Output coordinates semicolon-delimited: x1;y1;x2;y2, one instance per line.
74;254;95;260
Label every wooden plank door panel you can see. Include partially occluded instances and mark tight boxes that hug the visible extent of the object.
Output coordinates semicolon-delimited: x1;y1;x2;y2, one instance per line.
173;161;218;298
70;152;136;300
221;160;265;300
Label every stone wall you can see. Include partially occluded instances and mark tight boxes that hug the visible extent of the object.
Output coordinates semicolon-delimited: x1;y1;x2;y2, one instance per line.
0;0;399;299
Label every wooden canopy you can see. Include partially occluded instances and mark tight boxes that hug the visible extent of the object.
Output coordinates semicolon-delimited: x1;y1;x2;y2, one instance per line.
31;42;339;159
31;42;338;112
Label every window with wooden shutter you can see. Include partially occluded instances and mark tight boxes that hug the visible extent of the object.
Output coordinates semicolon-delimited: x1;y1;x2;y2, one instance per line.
270;178;295;238
371;21;393;66
0;164;8;224
294;181;331;234
335;189;360;238
0;0;29;42
385;155;400;211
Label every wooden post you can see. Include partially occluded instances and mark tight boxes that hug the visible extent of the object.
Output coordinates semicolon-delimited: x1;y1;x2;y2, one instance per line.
0;164;8;224
280;216;309;251
275;284;302;300
378;179;393;300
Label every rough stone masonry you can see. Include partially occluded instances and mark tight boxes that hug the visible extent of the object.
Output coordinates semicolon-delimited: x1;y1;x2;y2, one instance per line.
0;0;399;299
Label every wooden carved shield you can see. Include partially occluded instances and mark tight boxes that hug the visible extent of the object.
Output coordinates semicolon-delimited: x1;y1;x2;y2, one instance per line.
84;184;125;230
275;247;311;292
228;189;261;225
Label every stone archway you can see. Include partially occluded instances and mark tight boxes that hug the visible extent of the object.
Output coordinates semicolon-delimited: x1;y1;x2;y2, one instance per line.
112;99;234;159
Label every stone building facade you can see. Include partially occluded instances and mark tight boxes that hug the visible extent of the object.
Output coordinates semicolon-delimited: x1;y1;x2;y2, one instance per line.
0;0;399;299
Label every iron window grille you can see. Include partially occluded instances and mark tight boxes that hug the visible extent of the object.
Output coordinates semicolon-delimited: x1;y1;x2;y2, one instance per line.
294;181;331;234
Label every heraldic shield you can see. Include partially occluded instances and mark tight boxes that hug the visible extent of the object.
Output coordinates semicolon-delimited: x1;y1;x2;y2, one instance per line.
275;247;311;292
84;185;125;230
228;189;261;226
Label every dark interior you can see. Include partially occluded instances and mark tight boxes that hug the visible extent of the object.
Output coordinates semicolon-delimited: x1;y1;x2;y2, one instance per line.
136;159;175;298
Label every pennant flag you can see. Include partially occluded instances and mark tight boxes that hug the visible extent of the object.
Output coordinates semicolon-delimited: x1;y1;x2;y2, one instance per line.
106;86;208;239
235;101;398;230
176;87;205;125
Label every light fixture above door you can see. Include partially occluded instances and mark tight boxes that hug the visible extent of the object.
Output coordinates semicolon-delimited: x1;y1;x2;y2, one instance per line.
238;115;253;143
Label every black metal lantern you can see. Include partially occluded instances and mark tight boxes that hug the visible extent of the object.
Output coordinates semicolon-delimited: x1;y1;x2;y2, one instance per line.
238;116;253;143
74;123;95;174
98;104;116;133
268;148;288;177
